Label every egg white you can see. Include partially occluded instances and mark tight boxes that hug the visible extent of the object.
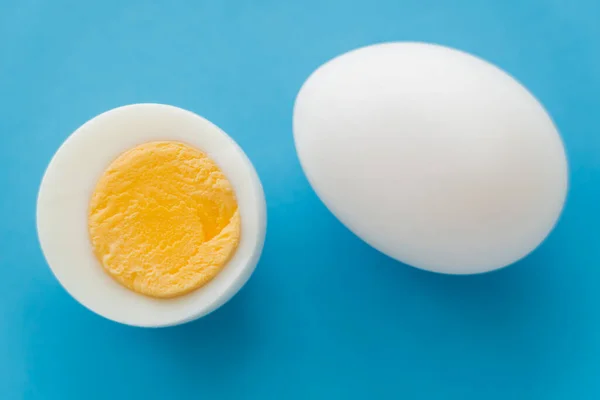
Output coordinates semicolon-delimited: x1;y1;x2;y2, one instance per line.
294;42;568;274
37;104;266;327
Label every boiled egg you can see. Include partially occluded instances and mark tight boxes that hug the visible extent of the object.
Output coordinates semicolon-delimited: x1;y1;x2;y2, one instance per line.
293;42;568;274
37;104;266;326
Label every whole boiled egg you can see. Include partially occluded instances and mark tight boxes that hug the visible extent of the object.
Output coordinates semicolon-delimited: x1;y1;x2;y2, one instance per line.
293;42;568;274
37;104;266;327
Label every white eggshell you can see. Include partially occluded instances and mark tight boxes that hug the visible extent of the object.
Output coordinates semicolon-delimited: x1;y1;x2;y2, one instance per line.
293;42;568;274
37;104;266;327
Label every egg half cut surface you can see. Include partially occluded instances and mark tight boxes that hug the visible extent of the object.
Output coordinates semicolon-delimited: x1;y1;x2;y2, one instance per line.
37;104;266;327
294;42;568;274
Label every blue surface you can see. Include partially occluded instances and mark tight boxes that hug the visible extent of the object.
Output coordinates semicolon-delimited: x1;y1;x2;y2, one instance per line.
1;0;599;398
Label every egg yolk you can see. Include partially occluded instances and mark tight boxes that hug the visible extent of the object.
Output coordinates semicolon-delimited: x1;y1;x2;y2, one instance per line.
88;141;240;298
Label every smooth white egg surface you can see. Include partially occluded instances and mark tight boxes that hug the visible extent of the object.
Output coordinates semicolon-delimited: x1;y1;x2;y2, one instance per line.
294;42;568;274
37;104;266;327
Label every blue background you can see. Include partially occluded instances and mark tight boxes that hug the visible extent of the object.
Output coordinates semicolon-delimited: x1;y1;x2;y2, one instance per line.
1;0;599;398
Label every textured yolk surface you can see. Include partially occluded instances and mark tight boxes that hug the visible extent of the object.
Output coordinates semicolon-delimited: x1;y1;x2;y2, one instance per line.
88;141;240;298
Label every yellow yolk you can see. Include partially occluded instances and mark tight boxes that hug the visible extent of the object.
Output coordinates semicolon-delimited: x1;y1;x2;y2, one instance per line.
88;141;240;298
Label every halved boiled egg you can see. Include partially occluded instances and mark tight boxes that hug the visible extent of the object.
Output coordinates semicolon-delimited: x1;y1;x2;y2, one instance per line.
37;104;266;327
